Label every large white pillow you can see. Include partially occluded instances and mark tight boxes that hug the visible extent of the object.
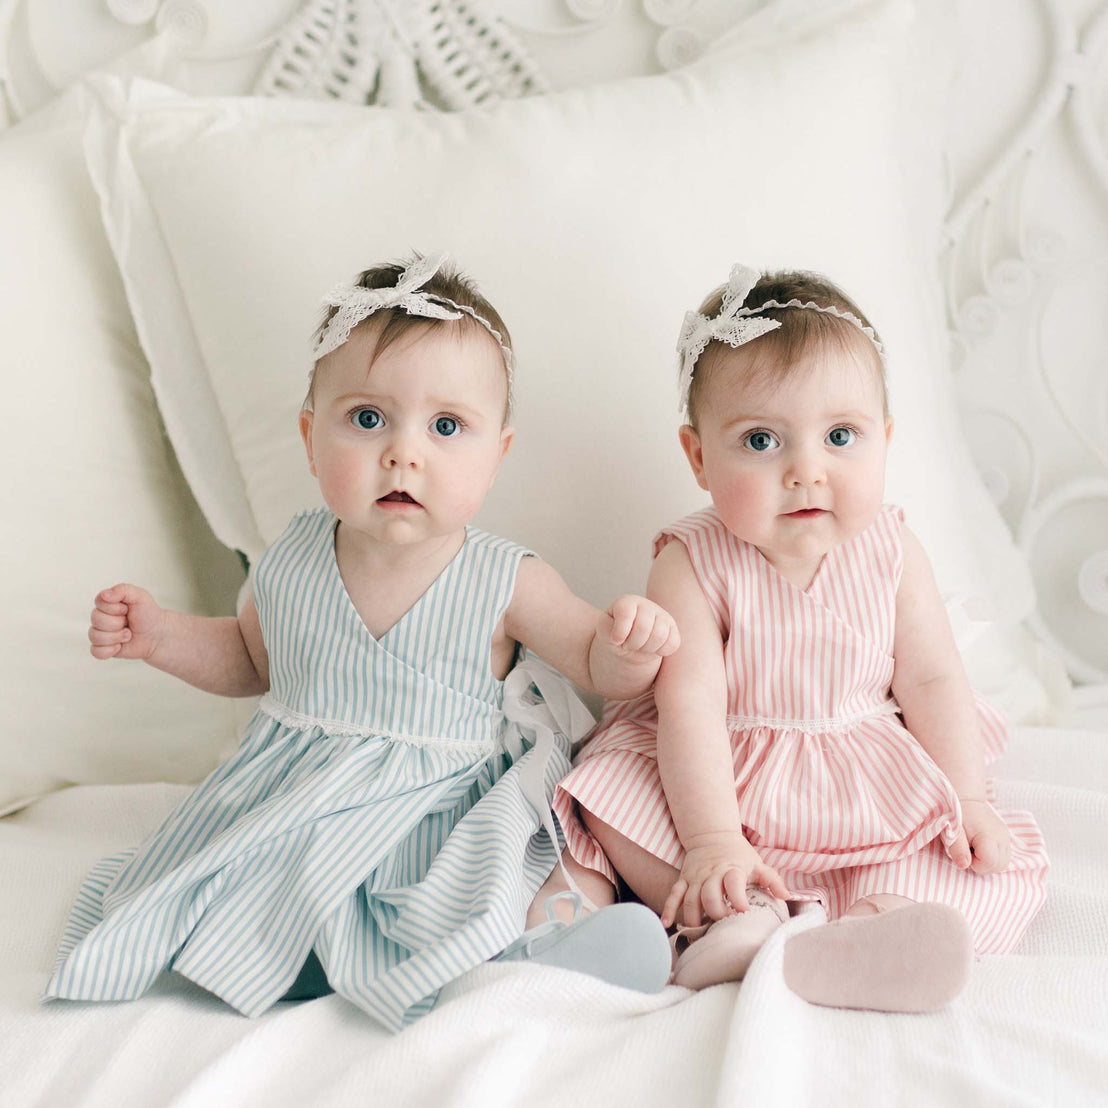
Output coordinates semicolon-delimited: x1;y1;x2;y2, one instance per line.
78;0;1053;712
0;92;244;814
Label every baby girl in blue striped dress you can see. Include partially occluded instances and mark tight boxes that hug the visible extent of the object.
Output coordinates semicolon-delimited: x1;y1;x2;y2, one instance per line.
46;253;673;1030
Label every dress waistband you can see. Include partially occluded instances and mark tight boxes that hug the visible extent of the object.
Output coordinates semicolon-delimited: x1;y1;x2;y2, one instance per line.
725;699;900;736
257;693;496;753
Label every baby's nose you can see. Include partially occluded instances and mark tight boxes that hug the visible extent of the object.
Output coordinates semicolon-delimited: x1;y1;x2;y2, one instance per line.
784;449;826;487
382;429;421;468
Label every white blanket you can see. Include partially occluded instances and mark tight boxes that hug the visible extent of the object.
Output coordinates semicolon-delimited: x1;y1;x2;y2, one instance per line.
2;726;1106;1107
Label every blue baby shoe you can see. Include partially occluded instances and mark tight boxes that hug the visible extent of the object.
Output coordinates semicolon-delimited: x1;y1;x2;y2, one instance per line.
494;891;671;993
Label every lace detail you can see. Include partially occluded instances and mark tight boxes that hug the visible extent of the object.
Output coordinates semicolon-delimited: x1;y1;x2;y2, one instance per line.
255;0;548;110
258;693;496;752
676;262;888;413
733;298;887;364
311;252;515;377
725;699;900;736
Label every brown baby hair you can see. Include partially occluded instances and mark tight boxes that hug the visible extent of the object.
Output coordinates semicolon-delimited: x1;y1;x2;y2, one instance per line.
684;270;887;429
307;254;514;420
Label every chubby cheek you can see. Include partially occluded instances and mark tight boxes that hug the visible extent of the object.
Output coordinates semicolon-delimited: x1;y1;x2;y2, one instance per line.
442;439;509;518
706;465;774;533
317;472;358;514
439;459;496;520
836;460;886;525
312;442;371;511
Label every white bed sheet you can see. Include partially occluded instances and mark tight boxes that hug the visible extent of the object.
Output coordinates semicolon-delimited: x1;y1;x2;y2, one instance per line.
2;725;1106;1108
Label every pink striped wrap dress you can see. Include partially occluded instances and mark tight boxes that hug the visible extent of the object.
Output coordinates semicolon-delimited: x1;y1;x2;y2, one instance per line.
554;505;1048;954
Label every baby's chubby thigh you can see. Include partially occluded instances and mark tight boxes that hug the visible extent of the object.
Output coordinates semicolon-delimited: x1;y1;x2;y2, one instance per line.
553;722;683;915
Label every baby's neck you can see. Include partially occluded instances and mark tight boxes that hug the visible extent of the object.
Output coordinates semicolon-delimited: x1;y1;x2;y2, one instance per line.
333;523;467;639
757;548;826;591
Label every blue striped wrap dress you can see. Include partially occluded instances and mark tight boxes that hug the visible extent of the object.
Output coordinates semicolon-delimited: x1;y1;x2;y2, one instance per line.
45;508;593;1029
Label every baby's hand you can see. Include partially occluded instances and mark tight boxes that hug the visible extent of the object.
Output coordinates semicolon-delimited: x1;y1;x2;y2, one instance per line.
88;584;166;661
599;595;680;661
947;799;1012;875
661;830;790;929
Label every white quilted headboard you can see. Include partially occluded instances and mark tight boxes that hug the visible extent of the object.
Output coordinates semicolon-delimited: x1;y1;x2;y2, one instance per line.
2;0;1106;685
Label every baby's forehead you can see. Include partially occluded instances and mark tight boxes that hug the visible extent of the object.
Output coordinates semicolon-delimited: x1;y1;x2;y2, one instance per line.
313;317;511;418
707;339;885;414
325;318;495;374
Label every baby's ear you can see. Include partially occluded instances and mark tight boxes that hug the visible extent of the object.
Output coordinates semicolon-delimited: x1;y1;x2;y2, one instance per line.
484;426;514;493
678;425;709;491
299;409;317;475
498;425;515;463
885;415;895;445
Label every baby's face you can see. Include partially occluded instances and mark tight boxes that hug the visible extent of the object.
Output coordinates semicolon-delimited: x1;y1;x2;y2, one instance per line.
680;342;892;581
301;320;512;550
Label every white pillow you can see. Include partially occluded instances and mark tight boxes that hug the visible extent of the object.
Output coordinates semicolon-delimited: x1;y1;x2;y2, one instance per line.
78;0;1050;712
0;93;244;814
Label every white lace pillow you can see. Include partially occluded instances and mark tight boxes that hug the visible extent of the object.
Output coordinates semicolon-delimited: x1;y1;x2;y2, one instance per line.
79;0;1054;715
0;93;244;813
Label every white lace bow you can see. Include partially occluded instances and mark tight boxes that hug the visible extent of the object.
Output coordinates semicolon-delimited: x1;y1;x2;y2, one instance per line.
676;263;887;414
312;253;514;379
676;264;780;414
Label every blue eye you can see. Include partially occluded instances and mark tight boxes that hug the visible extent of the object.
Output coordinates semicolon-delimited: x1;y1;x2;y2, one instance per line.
744;430;780;453
353;408;382;430
827;426;856;448
434;416;461;437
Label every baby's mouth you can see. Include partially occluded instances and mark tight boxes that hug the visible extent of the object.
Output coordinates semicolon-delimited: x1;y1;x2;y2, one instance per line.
378;491;420;506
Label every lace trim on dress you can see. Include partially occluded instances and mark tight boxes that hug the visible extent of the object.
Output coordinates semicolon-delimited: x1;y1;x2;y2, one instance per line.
726;699;900;736
258;693;496;752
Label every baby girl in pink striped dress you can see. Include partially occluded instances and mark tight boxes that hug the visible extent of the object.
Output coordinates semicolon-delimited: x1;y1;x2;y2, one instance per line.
552;265;1049;1011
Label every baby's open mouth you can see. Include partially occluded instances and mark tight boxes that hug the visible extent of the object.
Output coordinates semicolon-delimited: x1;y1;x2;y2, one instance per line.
379;491;420;505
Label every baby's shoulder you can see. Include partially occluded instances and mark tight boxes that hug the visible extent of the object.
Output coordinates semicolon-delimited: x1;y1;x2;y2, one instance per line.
463;525;534;562
454;529;540;625
265;505;334;551
864;503;908;555
287;504;335;533
653;505;741;568
655;503;723;543
254;507;335;587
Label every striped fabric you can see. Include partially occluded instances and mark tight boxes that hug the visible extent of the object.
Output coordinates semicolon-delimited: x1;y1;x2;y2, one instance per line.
45;508;582;1029
554;505;1048;955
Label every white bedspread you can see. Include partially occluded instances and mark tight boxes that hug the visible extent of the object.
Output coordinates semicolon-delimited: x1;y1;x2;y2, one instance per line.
2;726;1106;1108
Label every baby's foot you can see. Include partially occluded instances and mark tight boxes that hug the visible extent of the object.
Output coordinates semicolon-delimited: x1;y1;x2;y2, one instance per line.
782;901;974;1012
671;886;789;989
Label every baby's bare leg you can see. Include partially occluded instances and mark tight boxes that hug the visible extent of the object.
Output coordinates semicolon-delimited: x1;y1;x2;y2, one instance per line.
511;831;673;994
525;806;679;927
581;808;680;916
585;810;793;989
526;850;617;927
844;892;914;916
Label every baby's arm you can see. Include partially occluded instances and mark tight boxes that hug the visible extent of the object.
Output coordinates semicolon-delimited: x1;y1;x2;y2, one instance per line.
650;541;789;927
89;583;269;697
891;527;1011;874
503;557;678;700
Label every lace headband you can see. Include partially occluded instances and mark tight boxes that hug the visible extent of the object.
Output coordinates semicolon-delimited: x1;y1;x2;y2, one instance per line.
311;252;514;382
676;263;887;414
